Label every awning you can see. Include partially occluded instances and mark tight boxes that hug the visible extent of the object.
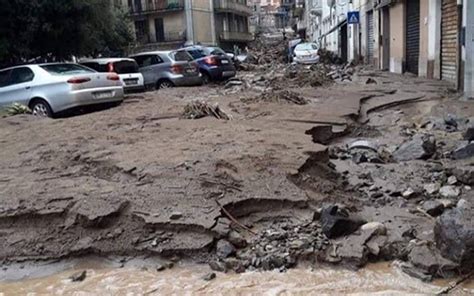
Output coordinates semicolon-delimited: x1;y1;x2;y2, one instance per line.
318;19;347;40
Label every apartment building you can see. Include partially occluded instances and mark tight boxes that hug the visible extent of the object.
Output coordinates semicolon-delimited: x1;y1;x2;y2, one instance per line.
121;0;252;51
308;0;474;99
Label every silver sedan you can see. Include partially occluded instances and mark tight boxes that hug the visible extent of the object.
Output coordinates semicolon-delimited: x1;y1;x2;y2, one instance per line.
0;63;124;117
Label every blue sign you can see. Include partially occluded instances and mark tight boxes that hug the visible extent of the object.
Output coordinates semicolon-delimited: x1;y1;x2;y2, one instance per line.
348;11;360;24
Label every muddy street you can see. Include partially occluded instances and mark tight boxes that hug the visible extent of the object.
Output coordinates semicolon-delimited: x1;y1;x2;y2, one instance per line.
1;63;474;293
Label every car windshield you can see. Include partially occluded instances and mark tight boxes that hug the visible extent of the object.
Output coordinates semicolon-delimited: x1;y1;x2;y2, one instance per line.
169;50;193;62
41;64;96;75
187;49;207;59
295;43;317;51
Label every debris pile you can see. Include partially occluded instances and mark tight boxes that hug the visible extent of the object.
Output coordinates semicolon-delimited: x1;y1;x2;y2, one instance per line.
182;101;232;120
242;90;308;105
5;103;31;116
210;219;331;273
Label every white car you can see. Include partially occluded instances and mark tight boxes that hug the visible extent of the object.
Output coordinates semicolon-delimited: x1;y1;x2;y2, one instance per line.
0;63;124;117
80;58;145;92
293;43;320;65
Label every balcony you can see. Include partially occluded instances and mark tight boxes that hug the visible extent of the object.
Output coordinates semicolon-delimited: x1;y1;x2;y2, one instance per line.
214;0;253;16
129;0;184;15
219;31;253;42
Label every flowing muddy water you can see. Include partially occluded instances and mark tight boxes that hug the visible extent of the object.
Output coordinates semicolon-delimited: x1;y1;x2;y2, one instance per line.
1;259;473;295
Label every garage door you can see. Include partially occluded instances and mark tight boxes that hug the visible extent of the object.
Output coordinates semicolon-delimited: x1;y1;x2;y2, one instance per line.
367;11;374;64
441;0;458;83
405;0;420;74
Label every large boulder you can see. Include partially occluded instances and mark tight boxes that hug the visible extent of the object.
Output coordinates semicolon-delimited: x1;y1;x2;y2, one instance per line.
464;126;474;141
320;205;366;238
452;166;474;185
393;134;436;162
451;141;474;160
434;200;474;269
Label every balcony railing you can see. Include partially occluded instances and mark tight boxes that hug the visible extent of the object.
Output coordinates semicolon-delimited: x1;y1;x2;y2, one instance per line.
129;0;184;15
136;31;185;44
214;0;253;16
220;31;253;42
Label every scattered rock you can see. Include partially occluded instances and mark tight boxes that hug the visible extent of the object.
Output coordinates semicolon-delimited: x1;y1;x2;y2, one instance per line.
447;176;457;185
209;261;227;272
392;134;436;162
366;78;377;84
202;272;216;281
438;199;455;209
320;205;366;238
402;188;416;199
463;126;474;141
223;258;245;273
439;185;460;198
169;212;183;220
451;142;474;160
305;125;337;145
227;231;247;248
423;183;441;195
435;200;474;269
70;270;87;282
361;222;387;235
156;264;166;271
452;166;474;185
407;244;458;278
216;239;236;259
421;200;445;217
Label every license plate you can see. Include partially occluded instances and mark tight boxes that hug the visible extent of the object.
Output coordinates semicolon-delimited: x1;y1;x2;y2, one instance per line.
185;68;195;74
124;79;138;85
221;60;229;64
94;91;113;99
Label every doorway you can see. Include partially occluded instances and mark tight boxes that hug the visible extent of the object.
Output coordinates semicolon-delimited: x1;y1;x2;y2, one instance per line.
381;7;390;70
155;18;165;42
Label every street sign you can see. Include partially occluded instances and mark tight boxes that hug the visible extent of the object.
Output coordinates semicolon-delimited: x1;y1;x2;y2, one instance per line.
348;11;360;24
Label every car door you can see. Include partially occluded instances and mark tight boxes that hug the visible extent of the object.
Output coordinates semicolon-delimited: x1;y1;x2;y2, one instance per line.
0;67;34;107
134;55;163;86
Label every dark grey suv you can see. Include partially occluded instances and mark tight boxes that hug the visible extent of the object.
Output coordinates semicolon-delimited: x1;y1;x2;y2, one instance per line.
182;46;236;84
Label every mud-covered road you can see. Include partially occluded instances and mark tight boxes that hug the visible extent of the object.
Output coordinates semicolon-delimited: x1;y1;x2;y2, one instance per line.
1;66;473;284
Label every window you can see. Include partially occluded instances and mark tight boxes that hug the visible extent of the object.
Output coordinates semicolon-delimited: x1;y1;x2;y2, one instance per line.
113;60;140;74
186;49;207;59
169;50;193;62
133;55;162;68
0;70;11;87
81;62;107;72
41;64;95;75
10;67;34;85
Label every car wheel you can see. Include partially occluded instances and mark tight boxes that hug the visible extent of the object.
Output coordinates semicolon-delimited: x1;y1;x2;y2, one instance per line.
30;99;53;118
157;80;174;89
201;72;211;85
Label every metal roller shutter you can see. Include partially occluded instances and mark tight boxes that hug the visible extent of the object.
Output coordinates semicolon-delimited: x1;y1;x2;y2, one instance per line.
441;0;458;83
405;0;420;74
367;11;374;64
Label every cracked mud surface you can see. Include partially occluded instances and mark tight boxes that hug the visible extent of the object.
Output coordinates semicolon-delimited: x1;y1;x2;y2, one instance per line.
0;68;471;280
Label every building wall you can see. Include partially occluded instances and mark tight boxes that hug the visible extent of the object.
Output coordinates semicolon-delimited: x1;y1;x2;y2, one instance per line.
389;2;405;74
190;0;215;45
418;0;430;77
464;0;474;98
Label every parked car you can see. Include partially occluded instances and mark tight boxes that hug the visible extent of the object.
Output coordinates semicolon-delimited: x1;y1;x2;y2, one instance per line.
182;46;236;83
0;63;124;117
129;50;202;89
293;42;320;65
79;58;145;92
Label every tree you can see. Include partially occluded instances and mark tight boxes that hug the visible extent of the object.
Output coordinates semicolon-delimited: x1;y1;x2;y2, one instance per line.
0;0;135;67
